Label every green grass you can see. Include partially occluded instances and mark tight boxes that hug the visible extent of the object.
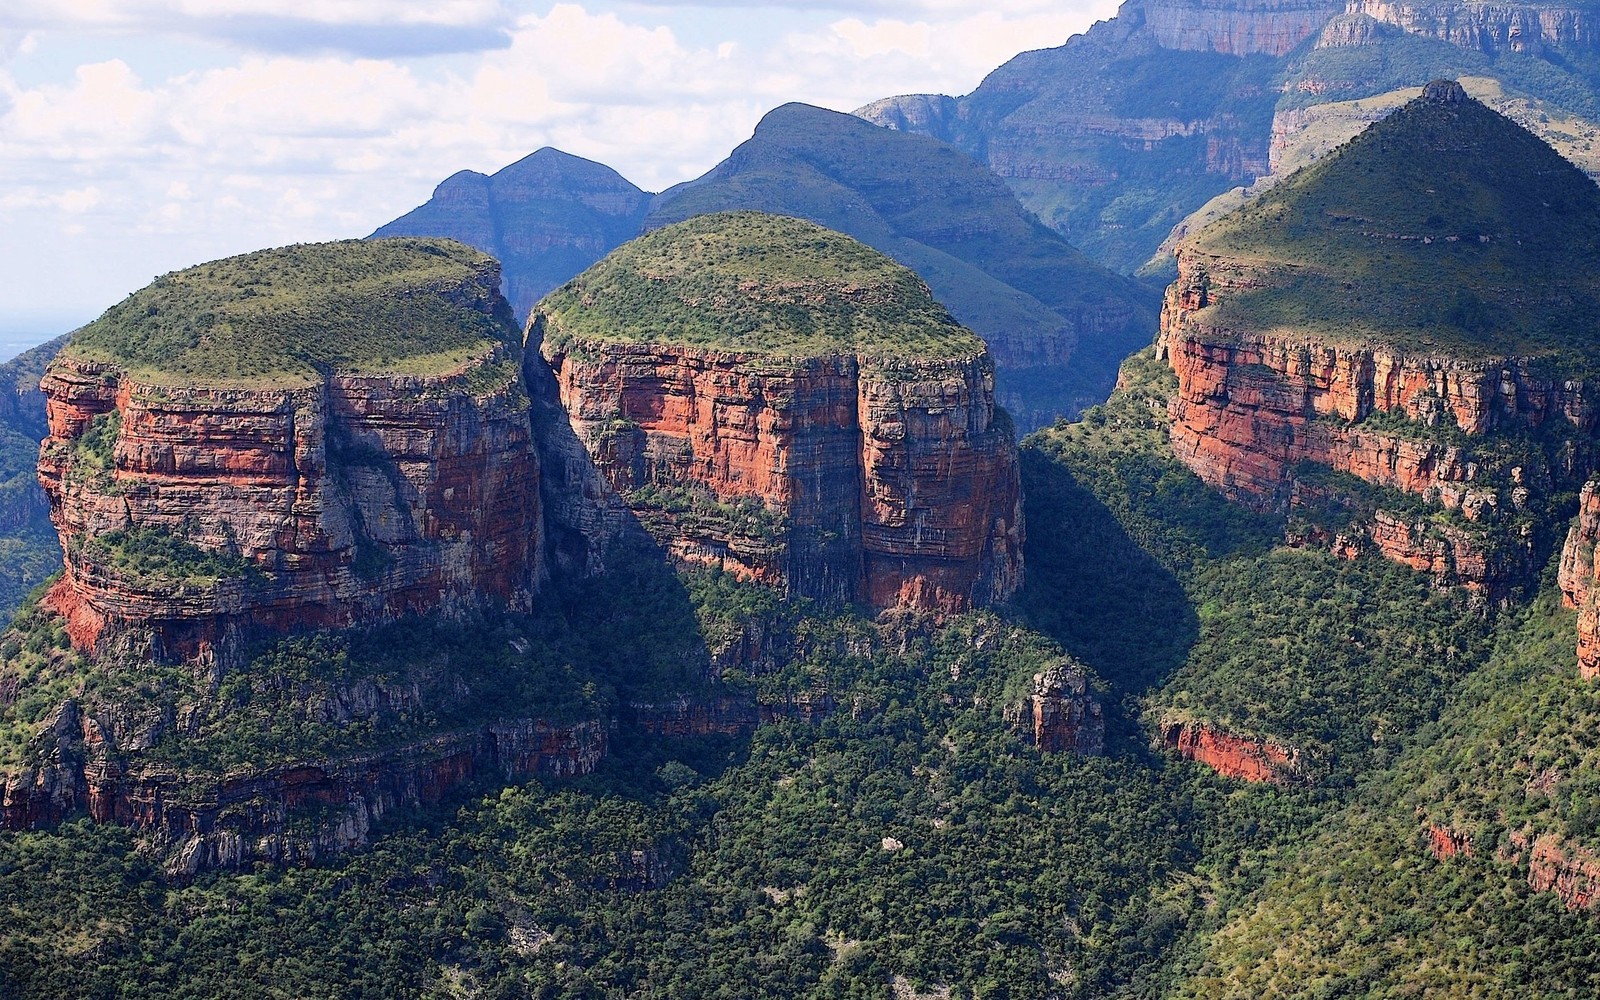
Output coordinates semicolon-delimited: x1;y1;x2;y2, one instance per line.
64;238;516;385
536;212;985;361
1189;91;1600;365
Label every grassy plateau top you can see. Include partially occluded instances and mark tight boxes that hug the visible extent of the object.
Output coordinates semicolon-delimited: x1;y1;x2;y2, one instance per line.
535;211;986;361
1187;80;1600;365
65;238;516;385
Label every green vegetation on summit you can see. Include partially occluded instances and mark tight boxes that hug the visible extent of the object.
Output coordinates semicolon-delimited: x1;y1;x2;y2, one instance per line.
537;211;984;360
1191;82;1600;362
66;238;516;384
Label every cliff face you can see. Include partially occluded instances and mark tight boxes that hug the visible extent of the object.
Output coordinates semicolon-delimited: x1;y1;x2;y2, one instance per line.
1559;481;1600;679
28;239;546;663
1160;719;1301;783
38;349;542;660
1140;0;1345;56
1007;663;1105;755
1158;249;1565;597
534;212;1024;614
0;699;604;875
542;338;1023;613
1354;0;1600;55
1156;86;1600;600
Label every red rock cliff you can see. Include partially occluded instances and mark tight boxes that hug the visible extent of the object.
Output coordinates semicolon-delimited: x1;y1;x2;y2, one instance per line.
1160;246;1578;598
541;338;1023;613
37;347;542;660
1559;480;1600;680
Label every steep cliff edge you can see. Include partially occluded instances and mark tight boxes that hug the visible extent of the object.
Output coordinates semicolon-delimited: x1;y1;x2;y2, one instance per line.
37;239;543;661
1160;81;1600;600
534;212;1024;613
1559;480;1600;679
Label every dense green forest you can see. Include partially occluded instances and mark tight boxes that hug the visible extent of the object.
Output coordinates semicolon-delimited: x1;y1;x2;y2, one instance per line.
5;348;1600;997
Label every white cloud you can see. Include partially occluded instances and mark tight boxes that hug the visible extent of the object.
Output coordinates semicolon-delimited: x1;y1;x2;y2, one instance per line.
0;1;1118;331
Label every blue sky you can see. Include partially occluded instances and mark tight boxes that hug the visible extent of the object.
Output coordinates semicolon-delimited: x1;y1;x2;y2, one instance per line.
0;1;1118;352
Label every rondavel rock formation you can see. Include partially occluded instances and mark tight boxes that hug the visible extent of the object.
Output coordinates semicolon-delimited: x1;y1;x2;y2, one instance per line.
533;212;1025;614
1158;80;1600;605
2;239;580;872
1;217;1068;873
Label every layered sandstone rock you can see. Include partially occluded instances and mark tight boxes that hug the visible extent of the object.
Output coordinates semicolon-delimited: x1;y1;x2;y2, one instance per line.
1008;663;1105;755
1558;480;1600;679
1158;86;1600;600
0;701;604;874
36;242;542;661
1140;0;1344;55
1160;719;1301;783
534;212;1023;614
1354;0;1600;55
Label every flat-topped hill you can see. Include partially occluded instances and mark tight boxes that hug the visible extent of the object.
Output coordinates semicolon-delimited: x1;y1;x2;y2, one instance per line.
66;238;515;385
535;211;985;361
1188;79;1600;363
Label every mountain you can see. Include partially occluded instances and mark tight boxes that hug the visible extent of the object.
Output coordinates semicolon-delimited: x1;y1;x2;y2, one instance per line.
533;211;1025;613
647;102;1161;429
859;0;1600;276
371;147;652;320
1160;80;1600;602
0;336;67;623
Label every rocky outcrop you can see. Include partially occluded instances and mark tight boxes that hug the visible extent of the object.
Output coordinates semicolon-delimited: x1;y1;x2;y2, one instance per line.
1160;719;1301;783
1559;481;1600;679
1427;823;1472;859
1501;830;1600;911
0;707;605;875
1140;0;1344;56
1160;245;1582;599
1007;663;1105;755
540;339;1023;613
37;348;542;661
1354;0;1600;56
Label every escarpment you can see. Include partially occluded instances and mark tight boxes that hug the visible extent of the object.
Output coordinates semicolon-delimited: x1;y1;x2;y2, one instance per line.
1160;82;1600;602
534;212;1024;614
36;239;543;661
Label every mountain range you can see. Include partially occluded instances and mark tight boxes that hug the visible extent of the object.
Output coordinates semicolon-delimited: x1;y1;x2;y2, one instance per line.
9;1;1600;997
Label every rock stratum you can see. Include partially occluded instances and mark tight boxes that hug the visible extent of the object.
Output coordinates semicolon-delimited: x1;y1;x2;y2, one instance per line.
534;212;1024;613
37;239;543;662
1159;82;1600;602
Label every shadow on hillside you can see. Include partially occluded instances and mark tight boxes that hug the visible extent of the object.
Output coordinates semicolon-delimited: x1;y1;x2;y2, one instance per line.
1012;448;1199;751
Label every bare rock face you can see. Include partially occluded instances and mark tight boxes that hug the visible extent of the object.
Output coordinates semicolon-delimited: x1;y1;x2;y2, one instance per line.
533;213;1023;614
1354;0;1600;56
35;244;543;662
1160;719;1301;783
1140;0;1345;56
0;708;605;875
542;341;1022;613
1007;663;1105;755
1559;480;1600;680
1160;247;1577;600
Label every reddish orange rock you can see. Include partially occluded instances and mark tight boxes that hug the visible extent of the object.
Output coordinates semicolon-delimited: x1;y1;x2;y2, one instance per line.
1559;480;1600;679
1160;719;1300;784
37;347;542;661
542;338;1023;613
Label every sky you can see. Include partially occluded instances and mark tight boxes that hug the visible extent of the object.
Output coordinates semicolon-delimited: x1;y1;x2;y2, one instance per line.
0;0;1120;354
